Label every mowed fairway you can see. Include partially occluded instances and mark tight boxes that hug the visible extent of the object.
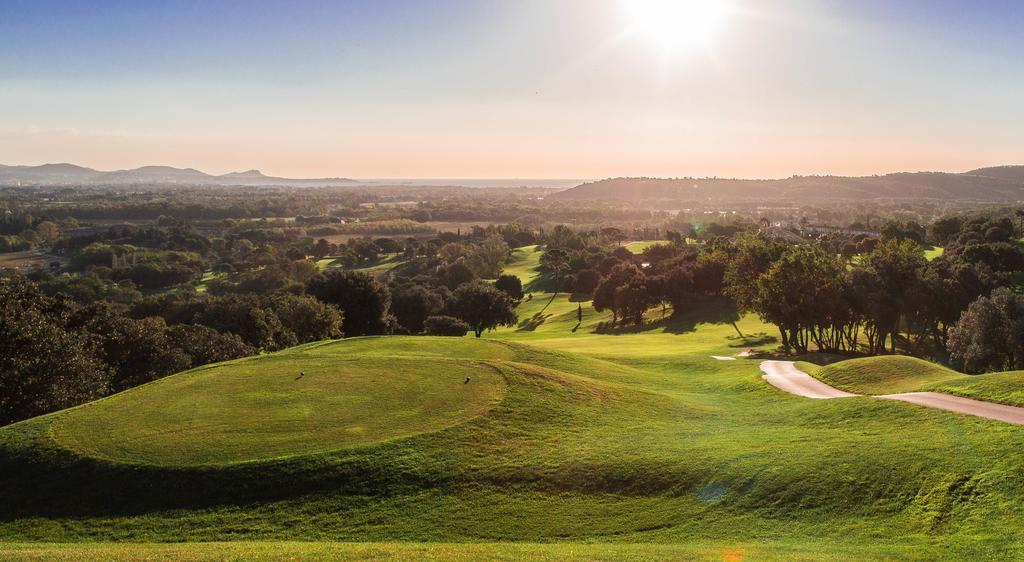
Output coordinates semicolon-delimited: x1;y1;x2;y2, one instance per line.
54;352;505;465
4;246;1024;558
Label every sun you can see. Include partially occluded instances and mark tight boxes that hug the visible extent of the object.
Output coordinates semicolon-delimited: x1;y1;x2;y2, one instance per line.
625;0;730;51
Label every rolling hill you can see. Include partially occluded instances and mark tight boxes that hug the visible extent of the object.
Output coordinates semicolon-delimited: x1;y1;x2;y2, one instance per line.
966;165;1024;184
4;260;1024;558
550;169;1024;203
0;163;356;187
5;247;1024;558
809;355;1024;407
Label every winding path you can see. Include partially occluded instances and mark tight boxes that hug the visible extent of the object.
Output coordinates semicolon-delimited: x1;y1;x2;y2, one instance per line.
760;360;1024;426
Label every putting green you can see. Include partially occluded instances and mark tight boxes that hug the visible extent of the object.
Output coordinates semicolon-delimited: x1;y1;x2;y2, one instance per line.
52;355;506;465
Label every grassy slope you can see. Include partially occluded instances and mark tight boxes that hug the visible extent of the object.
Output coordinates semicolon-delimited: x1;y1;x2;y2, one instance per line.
316;253;404;274
0;541;921;561
809;355;1024;408
925;246;945;261
813;356;962;394
4;246;1024;558
54;353;505;465
926;371;1024;407
624;240;669;254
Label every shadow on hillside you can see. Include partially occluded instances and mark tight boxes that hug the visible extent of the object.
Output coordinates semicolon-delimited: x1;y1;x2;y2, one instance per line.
517;292;559;331
524;272;563;293
593;297;753;337
726;332;777;348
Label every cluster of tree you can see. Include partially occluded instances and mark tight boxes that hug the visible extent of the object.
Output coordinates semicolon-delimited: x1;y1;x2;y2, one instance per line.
948;288;1024;374
728;223;1023;355
0;210;66;251
0;275;259;425
590;244;727;325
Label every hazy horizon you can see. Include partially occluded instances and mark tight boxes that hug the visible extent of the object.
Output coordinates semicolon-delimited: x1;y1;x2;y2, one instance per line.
3;0;1022;178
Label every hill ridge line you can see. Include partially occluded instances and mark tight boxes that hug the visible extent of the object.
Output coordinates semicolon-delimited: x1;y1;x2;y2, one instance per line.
760;360;1024;425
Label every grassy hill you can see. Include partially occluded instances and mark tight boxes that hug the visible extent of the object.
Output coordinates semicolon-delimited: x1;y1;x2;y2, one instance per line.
6;246;1024;558
811;356;962;394
808;355;1024;408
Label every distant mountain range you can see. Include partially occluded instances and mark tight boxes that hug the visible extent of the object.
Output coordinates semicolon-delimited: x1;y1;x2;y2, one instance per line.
0;163;357;187
550;166;1024;203
5;162;1024;201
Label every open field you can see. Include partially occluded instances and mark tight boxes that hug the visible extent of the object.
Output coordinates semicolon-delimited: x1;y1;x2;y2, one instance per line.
316;253;404;275
0;251;61;270
925;246;945;260
624;240;669;253
3;245;1024;558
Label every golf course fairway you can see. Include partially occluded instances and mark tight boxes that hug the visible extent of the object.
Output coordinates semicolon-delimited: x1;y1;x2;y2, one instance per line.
3;247;1024;559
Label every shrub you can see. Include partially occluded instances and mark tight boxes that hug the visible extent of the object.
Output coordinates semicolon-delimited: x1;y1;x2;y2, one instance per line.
423;315;469;336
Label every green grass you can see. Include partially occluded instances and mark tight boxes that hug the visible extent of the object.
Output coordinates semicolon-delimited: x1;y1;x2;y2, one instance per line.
6;243;1024;557
808;355;1024;409
316;253;404;274
505;245;546;290
812;355;962;394
925;246;945;260
624;240;669;254
195;270;222;293
924;370;1024;407
53;351;505;465
0;540;931;561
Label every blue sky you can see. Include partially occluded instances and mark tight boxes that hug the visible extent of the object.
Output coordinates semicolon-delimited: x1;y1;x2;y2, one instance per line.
1;0;1021;178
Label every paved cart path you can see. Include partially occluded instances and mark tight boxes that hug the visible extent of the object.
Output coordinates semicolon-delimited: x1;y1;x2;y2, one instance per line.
760;360;1024;425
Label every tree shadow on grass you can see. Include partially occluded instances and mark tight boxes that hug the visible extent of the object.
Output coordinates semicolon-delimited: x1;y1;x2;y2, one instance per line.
593;297;756;337
517;292;559;331
725;332;777;348
524;272;562;293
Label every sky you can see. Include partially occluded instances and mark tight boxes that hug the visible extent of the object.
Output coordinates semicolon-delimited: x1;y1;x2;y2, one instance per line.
1;0;1022;179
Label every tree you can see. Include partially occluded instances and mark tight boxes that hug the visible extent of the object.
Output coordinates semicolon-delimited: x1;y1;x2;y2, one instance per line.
724;234;787;313
448;281;517;337
191;294;296;351
35;220;61;244
659;260;695;314
880;221;925;245
694;249;728;295
948;288;1023;373
752;246;847;354
391;285;445;333
166;324;255;366
613;276;652;325
593;262;645;325
437;262;476;289
423;315;470;336
307;270;393;336
473;235;510;278
494;274;524;301
0;277;110;425
929;216;964;246
78;307;192;391
539;248;570;280
312;238;332;259
570;268;602;295
269;294;344;342
859;239;926;353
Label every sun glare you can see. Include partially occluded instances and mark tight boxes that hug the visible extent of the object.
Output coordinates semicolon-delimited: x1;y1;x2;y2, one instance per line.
625;0;729;51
